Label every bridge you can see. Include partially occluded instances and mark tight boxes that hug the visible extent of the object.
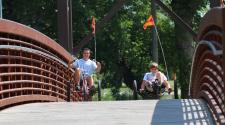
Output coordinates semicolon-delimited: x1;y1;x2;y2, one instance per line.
0;100;214;125
0;4;224;125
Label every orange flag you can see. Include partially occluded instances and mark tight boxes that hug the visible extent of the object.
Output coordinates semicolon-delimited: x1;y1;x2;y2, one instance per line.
92;16;96;34
143;15;155;30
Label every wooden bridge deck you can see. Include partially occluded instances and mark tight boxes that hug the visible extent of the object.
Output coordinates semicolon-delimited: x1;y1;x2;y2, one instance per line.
0;99;214;125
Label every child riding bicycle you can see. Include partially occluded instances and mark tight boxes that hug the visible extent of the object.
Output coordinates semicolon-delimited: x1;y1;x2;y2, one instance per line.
68;48;101;95
140;62;172;94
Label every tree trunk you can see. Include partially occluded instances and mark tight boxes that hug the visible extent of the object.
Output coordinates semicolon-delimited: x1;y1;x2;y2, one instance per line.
171;0;196;98
174;22;193;99
174;25;194;59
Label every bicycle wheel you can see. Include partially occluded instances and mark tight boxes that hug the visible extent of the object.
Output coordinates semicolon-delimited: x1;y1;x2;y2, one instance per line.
152;82;160;99
133;80;138;100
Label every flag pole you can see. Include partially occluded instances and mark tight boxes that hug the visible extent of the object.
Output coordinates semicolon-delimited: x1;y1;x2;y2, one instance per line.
154;26;169;80
94;33;96;62
143;15;169;79
92;16;97;62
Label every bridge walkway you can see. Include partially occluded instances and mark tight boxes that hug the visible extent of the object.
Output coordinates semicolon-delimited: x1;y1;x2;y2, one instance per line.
0;99;214;125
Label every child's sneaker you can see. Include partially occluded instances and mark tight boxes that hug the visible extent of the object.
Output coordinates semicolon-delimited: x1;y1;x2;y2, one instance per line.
89;86;96;96
168;88;172;94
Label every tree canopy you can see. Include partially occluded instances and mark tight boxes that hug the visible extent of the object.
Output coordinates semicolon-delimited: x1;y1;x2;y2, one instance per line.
2;0;211;98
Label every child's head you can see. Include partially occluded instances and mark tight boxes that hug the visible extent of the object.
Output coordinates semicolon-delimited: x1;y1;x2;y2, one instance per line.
150;62;158;73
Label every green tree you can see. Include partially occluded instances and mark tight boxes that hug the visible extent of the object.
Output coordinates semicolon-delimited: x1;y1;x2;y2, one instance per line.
3;0;57;40
170;0;207;98
2;0;210;99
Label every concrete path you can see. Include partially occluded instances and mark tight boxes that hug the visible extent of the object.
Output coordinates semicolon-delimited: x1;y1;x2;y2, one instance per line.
0;99;214;125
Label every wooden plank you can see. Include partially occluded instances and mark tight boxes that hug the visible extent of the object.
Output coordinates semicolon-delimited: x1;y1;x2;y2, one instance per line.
0;99;214;125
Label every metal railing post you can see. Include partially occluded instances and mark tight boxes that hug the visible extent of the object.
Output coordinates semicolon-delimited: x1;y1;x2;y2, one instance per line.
0;0;2;18
67;81;71;102
173;72;178;99
98;80;101;101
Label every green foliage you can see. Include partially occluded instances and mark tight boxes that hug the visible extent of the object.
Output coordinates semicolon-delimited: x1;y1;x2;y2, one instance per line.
3;0;57;40
2;0;209;98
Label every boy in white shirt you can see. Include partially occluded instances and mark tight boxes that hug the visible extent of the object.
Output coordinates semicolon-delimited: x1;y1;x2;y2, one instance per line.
69;48;101;93
140;62;172;94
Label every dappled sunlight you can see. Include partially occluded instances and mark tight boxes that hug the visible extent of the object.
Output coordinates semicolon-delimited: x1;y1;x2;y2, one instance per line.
181;99;213;124
150;99;214;124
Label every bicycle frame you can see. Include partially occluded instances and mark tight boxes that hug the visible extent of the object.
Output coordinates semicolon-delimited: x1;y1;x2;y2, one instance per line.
81;73;90;101
143;81;166;99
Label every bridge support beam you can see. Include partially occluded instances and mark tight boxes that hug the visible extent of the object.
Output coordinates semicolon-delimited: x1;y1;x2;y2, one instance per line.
73;0;126;54
154;0;196;39
57;0;73;54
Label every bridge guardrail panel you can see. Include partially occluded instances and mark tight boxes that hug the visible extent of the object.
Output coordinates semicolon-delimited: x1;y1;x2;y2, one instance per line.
0;19;82;109
190;8;225;124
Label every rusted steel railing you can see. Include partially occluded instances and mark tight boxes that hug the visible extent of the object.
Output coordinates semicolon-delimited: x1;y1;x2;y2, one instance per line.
0;19;83;109
190;8;225;124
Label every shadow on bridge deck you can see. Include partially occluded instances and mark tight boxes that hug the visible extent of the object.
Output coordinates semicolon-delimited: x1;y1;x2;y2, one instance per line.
151;99;214;125
0;99;214;125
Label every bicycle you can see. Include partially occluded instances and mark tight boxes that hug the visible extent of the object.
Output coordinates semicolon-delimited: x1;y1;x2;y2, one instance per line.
77;71;101;101
133;79;167;99
78;72;91;101
68;59;101;101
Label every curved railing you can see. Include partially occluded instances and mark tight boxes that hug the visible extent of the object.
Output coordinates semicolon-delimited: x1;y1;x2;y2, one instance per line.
0;19;82;109
190;8;225;124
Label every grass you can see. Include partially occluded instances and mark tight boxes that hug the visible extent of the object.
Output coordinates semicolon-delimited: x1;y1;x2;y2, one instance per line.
92;80;180;101
92;84;134;101
92;88;115;101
